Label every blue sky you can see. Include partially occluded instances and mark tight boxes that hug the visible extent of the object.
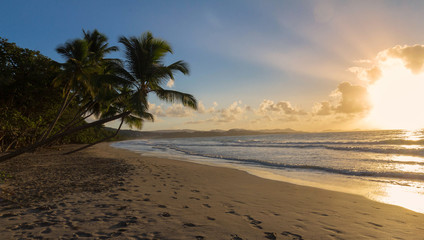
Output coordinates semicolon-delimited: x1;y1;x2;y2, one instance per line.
3;0;424;131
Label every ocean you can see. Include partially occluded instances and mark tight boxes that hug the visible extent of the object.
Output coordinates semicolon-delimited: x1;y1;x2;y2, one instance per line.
111;130;424;213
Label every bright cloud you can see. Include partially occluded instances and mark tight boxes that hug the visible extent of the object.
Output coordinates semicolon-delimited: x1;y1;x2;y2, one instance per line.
385;45;424;74
148;103;166;117
166;79;175;88
258;99;306;115
148;103;194;118
331;82;370;114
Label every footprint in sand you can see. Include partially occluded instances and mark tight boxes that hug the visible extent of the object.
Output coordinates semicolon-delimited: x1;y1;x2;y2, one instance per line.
264;232;277;240
323;226;343;234
160;212;171;217
75;231;93;237
281;231;304;240
230;234;243;240
244;215;262;229
367;222;383;228
183;222;196;227
225;209;240;216
310;211;329;217
41;228;52;234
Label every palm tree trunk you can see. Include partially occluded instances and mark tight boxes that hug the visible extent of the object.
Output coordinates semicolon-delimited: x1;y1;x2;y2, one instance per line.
38;88;78;142
54;111;94;138
64;100;97;129
0;111;130;163
38;87;72;142
64;117;124;155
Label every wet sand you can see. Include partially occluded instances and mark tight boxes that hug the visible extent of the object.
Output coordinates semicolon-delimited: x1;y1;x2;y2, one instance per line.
1;143;424;239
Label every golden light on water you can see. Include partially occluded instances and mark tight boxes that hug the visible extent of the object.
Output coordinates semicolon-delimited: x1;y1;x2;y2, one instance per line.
394;163;424;173
402;129;422;141
372;183;424;213
366;58;424;130
392;155;424;163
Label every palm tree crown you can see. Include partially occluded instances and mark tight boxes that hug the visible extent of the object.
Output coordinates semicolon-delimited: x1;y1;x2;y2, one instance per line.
109;32;197;129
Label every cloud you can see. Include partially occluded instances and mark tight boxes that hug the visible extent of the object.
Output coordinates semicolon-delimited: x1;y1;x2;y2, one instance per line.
349;66;381;83
253;99;306;123
149;103;194;118
351;44;424;83
214;101;246;123
166;79;175;88
185;101;250;125
313;101;332;115
366;66;382;83
149;103;166;117
165;104;193;117
258;99;306;115
385;44;424;74
311;81;370;117
331;82;370;114
197;101;217;114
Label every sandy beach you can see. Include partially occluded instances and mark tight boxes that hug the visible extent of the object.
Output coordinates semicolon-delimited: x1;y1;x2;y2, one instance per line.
1;143;424;239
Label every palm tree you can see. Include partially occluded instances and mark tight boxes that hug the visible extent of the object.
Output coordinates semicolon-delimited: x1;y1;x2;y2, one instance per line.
117;32;197;118
38;30;119;142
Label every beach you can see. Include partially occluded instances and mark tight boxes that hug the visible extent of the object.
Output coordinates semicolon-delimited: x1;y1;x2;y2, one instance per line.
1;143;424;239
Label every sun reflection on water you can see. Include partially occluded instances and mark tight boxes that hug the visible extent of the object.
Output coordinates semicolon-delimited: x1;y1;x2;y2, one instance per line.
402;129;422;141
371;183;424;213
393;163;424;173
391;155;424;163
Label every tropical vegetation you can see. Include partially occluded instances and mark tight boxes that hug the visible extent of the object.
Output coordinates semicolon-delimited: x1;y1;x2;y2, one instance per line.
0;30;197;162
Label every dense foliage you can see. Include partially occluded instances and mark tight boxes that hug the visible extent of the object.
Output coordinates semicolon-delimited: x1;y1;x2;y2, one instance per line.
0;37;115;152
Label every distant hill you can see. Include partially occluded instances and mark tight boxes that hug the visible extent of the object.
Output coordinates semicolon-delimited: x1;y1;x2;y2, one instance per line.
106;128;302;140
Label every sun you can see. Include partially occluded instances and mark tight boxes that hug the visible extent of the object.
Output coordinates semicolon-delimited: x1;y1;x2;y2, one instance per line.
366;58;424;130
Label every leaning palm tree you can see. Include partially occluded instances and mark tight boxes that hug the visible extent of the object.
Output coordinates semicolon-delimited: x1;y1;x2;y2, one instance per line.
117;32;197;116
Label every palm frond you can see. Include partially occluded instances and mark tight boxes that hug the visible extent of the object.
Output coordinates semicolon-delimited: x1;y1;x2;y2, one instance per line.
168;60;190;75
154;89;197;110
124;114;144;129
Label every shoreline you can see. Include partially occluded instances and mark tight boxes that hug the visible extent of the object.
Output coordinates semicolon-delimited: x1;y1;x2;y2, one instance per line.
1;143;424;239
112;139;424;214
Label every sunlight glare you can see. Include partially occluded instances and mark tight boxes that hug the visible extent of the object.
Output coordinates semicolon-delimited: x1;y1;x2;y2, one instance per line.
366;58;424;130
372;183;424;213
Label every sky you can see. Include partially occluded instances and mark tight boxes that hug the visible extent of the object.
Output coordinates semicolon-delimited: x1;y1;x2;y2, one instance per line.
3;0;424;131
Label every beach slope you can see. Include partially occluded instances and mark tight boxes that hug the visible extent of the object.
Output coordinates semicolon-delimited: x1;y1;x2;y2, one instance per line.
1;143;423;239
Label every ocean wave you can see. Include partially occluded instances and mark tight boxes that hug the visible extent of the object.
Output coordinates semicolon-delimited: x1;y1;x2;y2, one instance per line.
229;139;424;146
155;142;424;157
164;145;424;181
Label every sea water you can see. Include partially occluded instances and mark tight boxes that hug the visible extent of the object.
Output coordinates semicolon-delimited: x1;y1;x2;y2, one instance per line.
111;130;424;213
